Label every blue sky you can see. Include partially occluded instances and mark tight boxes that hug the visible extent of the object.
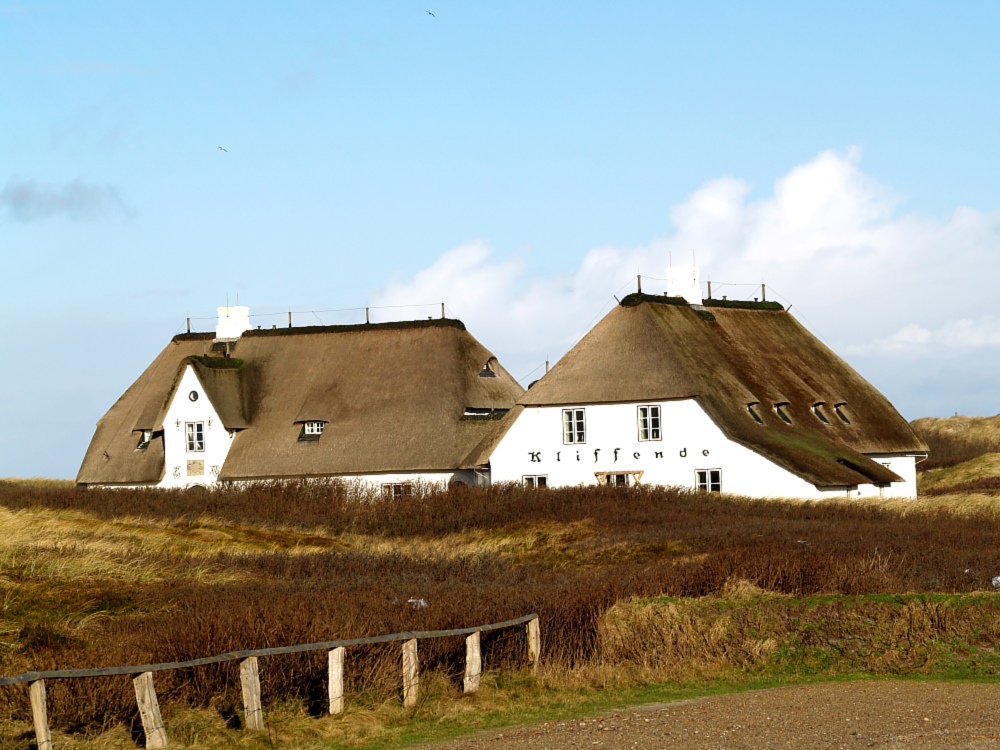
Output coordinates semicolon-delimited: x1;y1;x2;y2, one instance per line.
3;1;1000;478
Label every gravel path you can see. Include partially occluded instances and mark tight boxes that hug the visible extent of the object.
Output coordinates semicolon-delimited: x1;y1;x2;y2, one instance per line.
419;681;1000;749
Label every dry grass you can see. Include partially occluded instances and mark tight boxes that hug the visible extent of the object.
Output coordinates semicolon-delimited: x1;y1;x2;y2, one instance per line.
3;481;1000;746
911;414;1000;469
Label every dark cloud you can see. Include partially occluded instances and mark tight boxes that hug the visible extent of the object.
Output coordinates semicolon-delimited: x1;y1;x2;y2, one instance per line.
0;178;134;222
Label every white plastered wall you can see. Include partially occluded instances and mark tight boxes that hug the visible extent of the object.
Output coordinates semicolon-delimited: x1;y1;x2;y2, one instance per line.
158;366;237;488
854;454;921;499
297;470;475;491
489;399;919;499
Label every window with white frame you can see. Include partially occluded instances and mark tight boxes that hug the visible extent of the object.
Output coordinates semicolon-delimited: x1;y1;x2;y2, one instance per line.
596;470;643;487
185;422;205;452
136;429;153;450
382;482;414;499
299;420;326;441
637;405;661;441
696;469;722;492
562;408;586;444
523;475;548;489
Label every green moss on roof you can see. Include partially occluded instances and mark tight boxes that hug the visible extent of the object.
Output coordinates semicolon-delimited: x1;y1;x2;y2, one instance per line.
619;293;690;307
171;332;215;343
703;298;784;311
244;318;467;337
190;355;244;369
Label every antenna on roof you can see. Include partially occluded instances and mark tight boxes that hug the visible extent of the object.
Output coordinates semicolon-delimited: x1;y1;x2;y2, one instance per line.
637;274;642;293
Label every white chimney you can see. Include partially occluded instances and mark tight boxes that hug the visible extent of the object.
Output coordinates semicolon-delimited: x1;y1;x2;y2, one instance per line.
216;306;251;340
665;266;702;305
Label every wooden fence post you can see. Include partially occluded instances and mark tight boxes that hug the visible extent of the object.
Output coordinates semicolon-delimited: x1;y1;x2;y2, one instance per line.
328;646;345;714
402;638;419;707
29;679;52;750
239;657;264;730
527;616;540;675
132;672;168;749
463;631;481;693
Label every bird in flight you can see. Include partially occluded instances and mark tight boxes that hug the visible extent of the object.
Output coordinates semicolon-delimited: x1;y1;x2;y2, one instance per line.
218;146;228;152
426;10;434;17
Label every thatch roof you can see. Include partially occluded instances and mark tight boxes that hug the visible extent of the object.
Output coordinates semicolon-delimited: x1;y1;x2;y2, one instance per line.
77;319;523;485
517;293;927;488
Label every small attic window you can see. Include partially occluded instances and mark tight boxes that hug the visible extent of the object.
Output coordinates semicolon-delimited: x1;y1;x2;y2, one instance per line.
136;430;153;450
298;421;326;442
834;402;851;424
478;358;498;378
812;402;830;424
747;402;764;425
774;402;792;424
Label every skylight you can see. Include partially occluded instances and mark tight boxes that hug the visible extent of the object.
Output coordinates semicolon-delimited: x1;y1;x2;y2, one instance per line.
812;402;830;424
834;403;851;424
774;402;792;424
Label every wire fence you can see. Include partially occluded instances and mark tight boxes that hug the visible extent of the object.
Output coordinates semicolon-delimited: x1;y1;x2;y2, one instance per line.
181;302;456;334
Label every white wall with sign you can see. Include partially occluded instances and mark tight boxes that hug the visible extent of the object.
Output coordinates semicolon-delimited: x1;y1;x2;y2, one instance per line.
488;399;918;499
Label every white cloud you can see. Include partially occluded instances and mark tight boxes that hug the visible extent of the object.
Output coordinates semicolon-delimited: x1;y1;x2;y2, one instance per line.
373;148;1000;387
850;317;1000;355
0;177;134;222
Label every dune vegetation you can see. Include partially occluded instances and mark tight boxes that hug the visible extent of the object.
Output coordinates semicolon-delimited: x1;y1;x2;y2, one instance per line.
1;472;1000;748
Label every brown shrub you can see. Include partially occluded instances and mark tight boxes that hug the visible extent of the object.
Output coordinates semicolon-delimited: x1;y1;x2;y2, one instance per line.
3;482;1000;730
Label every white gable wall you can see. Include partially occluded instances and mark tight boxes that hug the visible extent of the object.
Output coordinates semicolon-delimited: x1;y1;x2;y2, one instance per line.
158;366;236;488
489;399;918;499
853;453;921;499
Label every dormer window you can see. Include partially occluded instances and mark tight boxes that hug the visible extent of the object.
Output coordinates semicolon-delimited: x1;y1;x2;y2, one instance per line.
136;430;153;450
774;402;792;424
812;402;830;424
747;402;764;425
834;402;851;424
299;421;326;442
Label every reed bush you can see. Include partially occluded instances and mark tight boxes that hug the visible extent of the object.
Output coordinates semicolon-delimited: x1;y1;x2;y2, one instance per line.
2;481;1000;734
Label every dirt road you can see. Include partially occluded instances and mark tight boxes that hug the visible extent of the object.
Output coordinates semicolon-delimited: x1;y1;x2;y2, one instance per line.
420;681;1000;749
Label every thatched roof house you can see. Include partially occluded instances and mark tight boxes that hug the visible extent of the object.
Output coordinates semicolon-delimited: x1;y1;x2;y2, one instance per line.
78;315;523;489
486;291;927;498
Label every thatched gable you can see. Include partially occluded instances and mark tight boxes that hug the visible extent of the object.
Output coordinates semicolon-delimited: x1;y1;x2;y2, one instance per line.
517;293;926;489
78;319;523;485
